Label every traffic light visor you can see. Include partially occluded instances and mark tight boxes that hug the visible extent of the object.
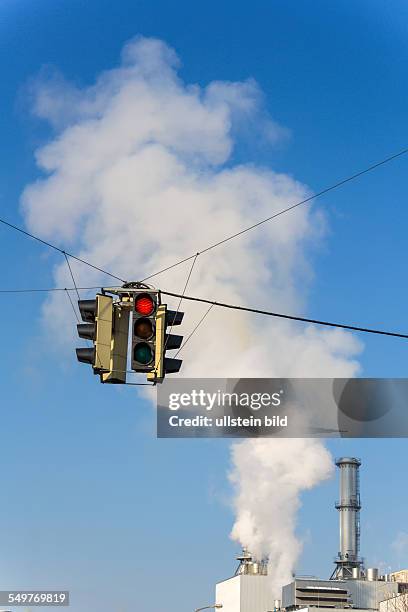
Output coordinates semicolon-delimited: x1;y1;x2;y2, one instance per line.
76;347;96;364
78;299;97;322
77;322;96;341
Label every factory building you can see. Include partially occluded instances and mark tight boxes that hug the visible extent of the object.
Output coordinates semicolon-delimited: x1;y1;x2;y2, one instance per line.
389;573;408;585
216;574;274;612
216;549;275;612
215;458;408;612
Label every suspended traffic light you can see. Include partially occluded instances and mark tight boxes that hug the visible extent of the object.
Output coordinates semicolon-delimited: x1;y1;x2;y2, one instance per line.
76;288;185;384
76;294;113;373
131;291;158;373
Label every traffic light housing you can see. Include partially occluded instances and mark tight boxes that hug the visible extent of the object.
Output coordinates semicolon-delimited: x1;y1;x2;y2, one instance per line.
76;294;113;373
131;291;159;373
147;304;184;383
101;303;130;384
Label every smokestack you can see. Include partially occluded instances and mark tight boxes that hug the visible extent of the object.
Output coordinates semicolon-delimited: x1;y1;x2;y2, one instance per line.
331;457;363;579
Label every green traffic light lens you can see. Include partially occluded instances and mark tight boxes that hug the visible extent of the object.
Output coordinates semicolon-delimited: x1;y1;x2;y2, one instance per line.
134;342;153;365
134;317;154;340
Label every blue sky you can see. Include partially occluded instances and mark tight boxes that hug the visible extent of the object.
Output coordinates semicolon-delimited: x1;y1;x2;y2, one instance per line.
0;1;408;611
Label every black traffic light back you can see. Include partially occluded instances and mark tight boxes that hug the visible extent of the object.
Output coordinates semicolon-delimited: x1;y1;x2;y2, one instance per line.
146;305;184;382
76;299;98;366
167;310;184;326
163;308;183;375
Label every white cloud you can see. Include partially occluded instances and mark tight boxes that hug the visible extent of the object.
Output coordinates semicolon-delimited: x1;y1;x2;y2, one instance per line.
21;36;363;597
22;36;362;377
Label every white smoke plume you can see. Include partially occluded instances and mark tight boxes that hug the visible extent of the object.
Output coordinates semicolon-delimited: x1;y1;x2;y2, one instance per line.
229;438;334;595
21;37;362;596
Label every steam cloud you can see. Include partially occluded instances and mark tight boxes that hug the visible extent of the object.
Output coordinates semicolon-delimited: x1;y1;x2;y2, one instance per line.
22;37;362;597
230;438;334;595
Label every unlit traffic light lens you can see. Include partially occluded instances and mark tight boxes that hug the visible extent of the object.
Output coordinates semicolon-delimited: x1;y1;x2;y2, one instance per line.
135;294;155;316
134;317;154;340
133;342;153;365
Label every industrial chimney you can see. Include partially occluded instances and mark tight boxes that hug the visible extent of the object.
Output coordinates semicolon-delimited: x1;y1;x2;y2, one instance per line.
331;457;363;579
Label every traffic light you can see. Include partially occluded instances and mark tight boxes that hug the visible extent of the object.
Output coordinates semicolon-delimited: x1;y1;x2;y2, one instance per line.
76;294;113;373
77;290;185;384
131;291;159;373
131;292;184;382
147;304;184;383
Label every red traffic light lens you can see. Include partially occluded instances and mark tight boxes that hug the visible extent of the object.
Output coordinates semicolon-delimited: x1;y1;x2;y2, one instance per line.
134;318;154;340
135;293;155;316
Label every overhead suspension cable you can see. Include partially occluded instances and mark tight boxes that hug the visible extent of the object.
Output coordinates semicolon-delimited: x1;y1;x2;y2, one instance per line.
142;147;408;282
160;290;408;340
1;284;408;340
0;286;121;294
174;303;215;358
1;147;407;288
0;216;126;282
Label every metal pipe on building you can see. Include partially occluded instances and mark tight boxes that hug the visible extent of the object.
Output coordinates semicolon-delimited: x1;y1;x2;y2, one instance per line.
367;568;379;582
352;567;361;579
